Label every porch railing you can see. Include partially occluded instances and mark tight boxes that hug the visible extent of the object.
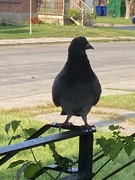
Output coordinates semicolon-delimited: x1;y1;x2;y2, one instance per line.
39;0;64;15
70;0;94;26
38;0;94;26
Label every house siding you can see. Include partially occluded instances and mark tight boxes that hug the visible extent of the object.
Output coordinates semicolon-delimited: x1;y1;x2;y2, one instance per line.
93;0;107;6
0;0;38;23
85;0;93;7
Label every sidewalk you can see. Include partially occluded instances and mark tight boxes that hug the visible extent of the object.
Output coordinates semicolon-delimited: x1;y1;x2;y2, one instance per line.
37;107;135;135
0;36;135;46
0;38;72;46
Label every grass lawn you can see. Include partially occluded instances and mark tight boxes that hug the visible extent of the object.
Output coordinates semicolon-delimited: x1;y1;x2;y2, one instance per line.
0;93;135;179
95;17;132;25
98;93;135;111
0;17;135;40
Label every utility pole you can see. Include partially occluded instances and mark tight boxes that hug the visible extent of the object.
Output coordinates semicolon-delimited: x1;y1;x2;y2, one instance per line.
30;0;32;35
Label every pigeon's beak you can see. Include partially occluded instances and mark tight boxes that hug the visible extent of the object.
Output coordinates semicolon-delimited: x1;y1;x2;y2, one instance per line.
85;43;94;50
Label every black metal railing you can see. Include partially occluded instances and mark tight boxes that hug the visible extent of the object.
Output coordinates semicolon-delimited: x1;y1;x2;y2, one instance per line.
0;123;96;180
0;123;135;179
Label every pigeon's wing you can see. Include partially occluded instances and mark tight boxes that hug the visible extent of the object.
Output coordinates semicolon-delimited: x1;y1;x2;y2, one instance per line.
52;72;63;107
92;75;102;106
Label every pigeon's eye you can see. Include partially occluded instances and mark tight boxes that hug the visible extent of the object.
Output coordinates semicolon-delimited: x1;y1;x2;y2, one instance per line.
77;42;82;46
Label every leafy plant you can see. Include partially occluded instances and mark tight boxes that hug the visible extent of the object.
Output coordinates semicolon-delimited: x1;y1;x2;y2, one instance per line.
4;120;76;179
3;120;135;179
90;11;97;20
67;9;81;20
5;120;42;179
96;125;135;161
49;143;73;168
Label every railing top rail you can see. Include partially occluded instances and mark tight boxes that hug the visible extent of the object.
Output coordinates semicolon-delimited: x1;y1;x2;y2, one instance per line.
0;124;96;156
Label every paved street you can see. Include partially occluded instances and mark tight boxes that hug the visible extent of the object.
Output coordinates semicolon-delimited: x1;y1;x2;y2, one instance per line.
0;41;135;108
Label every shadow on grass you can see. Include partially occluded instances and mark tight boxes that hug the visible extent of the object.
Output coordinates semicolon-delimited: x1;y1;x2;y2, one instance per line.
0;24;26;29
0;25;37;35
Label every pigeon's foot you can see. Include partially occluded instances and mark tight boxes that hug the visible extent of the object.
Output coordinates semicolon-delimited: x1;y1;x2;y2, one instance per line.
81;124;94;132
83;122;92;129
58;122;73;131
58;122;73;128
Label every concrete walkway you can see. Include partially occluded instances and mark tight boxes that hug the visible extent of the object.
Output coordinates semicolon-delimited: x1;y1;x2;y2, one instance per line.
0;36;135;46
95;23;135;30
36;107;135;135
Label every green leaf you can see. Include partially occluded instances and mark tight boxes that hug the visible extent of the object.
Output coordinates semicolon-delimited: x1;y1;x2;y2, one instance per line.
5;123;11;134
17;162;30;180
49;143;73;168
104;138;115;156
124;136;134;144
24;128;37;136
124;136;135;156
24;162;42;178
109;149;119;161
116;140;124;150
109;125;119;131
53;153;73;167
49;142;56;153
49;143;73;167
96;137;106;146
11;120;21;133
8;135;21;145
7;160;26;169
124;144;134;156
113;131;121;136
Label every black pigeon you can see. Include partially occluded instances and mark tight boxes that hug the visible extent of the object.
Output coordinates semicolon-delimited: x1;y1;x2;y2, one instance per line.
52;36;101;128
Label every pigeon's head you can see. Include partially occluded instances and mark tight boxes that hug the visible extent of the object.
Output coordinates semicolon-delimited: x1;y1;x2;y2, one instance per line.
68;36;94;53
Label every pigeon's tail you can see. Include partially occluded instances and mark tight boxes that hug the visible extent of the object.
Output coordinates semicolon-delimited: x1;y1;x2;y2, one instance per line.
61;110;81;117
61;110;67;115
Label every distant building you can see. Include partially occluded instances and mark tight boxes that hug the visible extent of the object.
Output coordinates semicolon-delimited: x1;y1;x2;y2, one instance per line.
0;0;99;25
0;0;38;23
93;0;107;6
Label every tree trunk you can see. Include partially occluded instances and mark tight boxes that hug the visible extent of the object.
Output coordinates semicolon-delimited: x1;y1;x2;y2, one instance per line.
125;0;135;19
125;0;131;19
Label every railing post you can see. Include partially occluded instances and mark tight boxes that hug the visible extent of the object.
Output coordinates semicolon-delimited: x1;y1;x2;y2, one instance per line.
78;131;94;180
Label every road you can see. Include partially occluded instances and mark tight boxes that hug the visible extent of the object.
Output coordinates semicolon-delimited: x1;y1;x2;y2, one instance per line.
0;41;135;108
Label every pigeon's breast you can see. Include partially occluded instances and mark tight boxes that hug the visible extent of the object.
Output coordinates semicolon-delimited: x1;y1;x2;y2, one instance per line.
59;81;94;110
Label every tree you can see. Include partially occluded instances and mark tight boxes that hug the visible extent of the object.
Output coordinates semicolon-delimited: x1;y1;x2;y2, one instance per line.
125;0;135;19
